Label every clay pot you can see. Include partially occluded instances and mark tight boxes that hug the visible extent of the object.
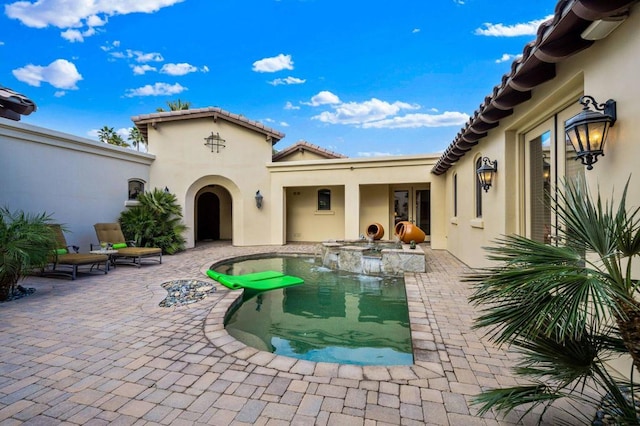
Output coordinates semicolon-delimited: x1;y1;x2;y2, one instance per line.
366;223;384;240
394;221;426;244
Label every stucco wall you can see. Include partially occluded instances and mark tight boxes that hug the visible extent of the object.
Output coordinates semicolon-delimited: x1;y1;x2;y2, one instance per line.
285;186;346;241
0;120;154;251
359;185;391;239
268;155;444;246
443;6;640;268
275;149;330;162
146;117;274;247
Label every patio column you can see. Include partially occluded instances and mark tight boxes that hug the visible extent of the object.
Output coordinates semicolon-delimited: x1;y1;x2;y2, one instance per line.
344;182;360;239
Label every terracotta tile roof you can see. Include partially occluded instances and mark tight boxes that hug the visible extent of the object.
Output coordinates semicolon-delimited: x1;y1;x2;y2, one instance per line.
431;0;638;175
272;140;348;161
0;85;36;121
131;106;285;144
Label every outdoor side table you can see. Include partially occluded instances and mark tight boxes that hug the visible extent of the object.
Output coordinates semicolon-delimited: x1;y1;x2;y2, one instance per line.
89;249;119;271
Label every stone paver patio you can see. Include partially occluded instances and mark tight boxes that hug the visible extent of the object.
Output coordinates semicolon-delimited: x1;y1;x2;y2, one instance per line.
0;242;580;425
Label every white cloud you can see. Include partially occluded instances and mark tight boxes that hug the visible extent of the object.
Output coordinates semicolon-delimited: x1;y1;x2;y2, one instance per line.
12;59;82;89
412;28;420;34
495;53;522;64
116;127;130;140
269;76;306;86
312;98;420;125
252;54;294;73
100;40;120;51
60;26;97;42
284;101;300;110
306;92;468;129
361;111;469;129
160;63;197;76
475;15;553;37
279;121;289;127
54;90;66;97
86;14;107;27
60;29;83;42
124;82;187;97
305;91;341;106
201;65;209;73
0;41;5;46
5;0;185;43
357;151;397;157
132;64;157;75
110;49;164;62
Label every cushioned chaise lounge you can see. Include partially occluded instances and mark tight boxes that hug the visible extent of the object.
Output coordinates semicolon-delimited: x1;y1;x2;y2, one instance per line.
94;223;162;267
47;224;109;280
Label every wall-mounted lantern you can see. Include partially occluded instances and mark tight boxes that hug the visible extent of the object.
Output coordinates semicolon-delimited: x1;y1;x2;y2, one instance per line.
204;132;226;153
565;95;617;170
255;190;264;209
476;157;498;192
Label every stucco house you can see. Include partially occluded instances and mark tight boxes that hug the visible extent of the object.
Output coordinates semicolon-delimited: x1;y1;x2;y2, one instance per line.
1;0;639;272
437;0;640;268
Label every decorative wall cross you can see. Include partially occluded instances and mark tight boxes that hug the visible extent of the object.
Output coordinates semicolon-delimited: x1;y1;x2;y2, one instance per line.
204;132;226;153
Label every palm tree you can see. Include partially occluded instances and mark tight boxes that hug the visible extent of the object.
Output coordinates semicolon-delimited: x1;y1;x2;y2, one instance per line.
156;99;191;112
119;188;187;254
97;126;129;147
128;127;145;151
468;177;640;424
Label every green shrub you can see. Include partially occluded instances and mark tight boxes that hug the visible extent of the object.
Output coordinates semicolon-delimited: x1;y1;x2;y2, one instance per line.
0;207;57;301
119;189;187;254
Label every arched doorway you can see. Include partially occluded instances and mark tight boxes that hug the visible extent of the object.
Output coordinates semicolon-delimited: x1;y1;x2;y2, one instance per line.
197;192;220;241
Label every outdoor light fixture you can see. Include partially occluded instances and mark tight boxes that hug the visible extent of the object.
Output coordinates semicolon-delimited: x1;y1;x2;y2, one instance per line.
204;132;226;153
542;156;551;183
255;190;264;209
476;157;497;192
565;95;617;170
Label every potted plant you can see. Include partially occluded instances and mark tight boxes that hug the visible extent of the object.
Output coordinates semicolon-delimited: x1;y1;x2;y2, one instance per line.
0;207;57;301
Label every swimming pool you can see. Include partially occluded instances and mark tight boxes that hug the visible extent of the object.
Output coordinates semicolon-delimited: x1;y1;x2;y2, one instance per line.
217;256;413;366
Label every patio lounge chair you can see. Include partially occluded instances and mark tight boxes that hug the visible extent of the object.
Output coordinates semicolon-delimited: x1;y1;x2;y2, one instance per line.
47;224;109;280
94;223;162;267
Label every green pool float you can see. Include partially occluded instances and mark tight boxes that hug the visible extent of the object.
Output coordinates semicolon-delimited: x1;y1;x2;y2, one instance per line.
206;269;304;291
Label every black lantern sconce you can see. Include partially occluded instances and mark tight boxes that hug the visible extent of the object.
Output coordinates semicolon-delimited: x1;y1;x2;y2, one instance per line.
204;132;226;153
255;190;264;209
565;95;616;170
476;157;498;192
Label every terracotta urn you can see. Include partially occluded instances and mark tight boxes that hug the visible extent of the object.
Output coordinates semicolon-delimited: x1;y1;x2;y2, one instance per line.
394;221;426;244
366;222;384;240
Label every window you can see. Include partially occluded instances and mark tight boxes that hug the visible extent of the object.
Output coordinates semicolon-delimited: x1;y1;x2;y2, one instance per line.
453;173;458;217
317;189;331;211
475;158;482;218
128;179;145;200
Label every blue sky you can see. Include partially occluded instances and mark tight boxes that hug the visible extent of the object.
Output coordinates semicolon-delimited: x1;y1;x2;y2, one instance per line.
1;0;557;157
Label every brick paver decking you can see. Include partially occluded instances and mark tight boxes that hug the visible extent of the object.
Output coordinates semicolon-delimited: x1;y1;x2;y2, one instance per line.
0;242;583;424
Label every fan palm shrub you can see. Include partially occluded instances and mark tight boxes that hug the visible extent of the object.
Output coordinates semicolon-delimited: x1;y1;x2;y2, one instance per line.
0;207;57;301
468;177;640;424
119;188;186;254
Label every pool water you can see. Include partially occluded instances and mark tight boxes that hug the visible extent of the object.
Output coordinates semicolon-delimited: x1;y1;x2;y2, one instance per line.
219;256;413;366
